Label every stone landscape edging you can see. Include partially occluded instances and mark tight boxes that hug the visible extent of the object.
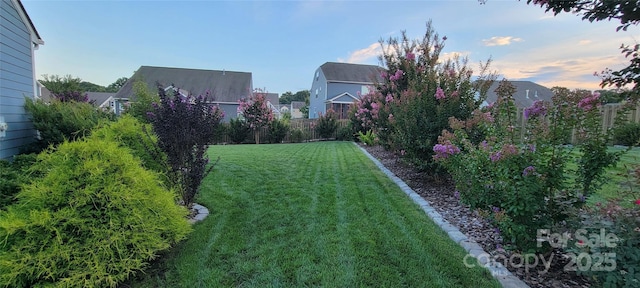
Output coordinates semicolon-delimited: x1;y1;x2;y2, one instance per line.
355;142;529;288
189;203;209;224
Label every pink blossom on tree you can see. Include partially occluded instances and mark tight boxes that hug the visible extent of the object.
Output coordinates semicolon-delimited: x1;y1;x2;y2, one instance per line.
435;87;446;100
238;88;274;144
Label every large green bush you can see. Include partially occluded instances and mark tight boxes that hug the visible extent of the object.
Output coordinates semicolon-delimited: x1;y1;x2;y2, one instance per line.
0;154;37;209
227;117;250;144
90;114;168;177
125;80;160;124
315;110;338;139
24;98;114;153
613;122;640;146
267;118;289;143
0;138;191;287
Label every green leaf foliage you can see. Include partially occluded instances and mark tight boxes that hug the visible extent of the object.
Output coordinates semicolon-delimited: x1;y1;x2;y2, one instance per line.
267;118;289;143
0;154;37;209
315;110;338;139
24;98;114;153
90;115;169;178
226;118;250;144
0;138;191;288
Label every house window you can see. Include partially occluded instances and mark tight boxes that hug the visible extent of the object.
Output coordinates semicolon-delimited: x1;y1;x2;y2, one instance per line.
315;88;318;98
361;86;370;96
315;71;319;81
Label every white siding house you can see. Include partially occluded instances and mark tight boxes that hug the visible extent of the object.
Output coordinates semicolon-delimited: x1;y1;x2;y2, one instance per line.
0;0;43;159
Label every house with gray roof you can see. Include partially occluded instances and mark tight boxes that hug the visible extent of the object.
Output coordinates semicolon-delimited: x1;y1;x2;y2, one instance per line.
484;80;553;108
86;92;116;112
0;0;44;159
309;62;385;119
115;66;254;121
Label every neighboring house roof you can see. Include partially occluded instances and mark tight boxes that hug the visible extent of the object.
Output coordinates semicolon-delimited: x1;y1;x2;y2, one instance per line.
484;80;554;108
320;62;385;84
264;92;279;105
14;0;43;46
87;92;115;107
115;66;252;103
36;81;52;102
291;101;306;109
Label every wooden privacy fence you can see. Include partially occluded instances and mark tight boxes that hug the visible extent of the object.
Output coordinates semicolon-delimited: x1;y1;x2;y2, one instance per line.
214;103;640;145
512;103;640;144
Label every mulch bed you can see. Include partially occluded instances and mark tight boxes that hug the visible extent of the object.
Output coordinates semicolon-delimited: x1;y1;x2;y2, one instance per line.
360;144;592;288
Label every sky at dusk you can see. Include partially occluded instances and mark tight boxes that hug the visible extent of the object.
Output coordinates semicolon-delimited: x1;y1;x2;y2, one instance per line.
22;0;638;95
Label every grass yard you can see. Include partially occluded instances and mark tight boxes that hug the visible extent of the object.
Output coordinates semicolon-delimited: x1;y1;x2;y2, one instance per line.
128;142;500;287
589;147;640;205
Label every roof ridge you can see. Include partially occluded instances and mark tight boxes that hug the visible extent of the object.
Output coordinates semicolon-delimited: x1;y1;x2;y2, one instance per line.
139;65;251;74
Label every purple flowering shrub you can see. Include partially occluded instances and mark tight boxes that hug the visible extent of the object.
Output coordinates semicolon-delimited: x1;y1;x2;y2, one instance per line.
350;21;495;172
149;86;224;206
435;80;627;252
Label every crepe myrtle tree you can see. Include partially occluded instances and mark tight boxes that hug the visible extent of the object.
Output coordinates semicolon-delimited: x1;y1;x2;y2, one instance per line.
238;88;275;144
148;85;224;206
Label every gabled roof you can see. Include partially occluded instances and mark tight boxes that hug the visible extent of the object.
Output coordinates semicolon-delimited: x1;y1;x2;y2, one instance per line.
291;101;306;109
87;92;115;107
115;66;252;103
320;62;385;84
264;92;279;105
14;0;43;46
326;92;358;103
485;80;553;108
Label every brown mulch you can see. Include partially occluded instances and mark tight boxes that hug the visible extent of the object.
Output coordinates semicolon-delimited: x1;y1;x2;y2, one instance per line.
360;144;592;288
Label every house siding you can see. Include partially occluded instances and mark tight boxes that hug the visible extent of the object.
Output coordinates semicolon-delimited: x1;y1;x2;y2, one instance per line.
309;67;327;119
216;103;239;122
309;72;369;118
326;82;364;101
0;0;37;159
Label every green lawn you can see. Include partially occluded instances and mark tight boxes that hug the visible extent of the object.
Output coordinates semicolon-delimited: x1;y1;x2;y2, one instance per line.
128;142;500;287
591;147;640;204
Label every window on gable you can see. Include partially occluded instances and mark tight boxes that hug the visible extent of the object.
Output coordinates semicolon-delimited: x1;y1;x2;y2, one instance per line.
315;71;319;81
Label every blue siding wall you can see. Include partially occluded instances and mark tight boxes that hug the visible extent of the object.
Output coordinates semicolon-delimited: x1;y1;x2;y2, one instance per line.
309;67;327;119
0;0;36;159
326;82;363;101
218;103;239;123
309;66;370;119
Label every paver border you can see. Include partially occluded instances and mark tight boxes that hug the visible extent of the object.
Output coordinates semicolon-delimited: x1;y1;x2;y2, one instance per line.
189;203;210;224
355;142;529;288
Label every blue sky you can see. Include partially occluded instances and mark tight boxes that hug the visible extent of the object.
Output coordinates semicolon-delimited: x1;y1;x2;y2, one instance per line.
22;0;638;95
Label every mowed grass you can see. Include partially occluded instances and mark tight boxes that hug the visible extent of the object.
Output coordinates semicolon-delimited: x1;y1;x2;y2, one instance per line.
591;146;640;204
129;142;500;287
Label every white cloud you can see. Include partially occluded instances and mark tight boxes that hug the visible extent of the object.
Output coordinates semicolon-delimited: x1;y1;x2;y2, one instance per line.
482;36;523;47
578;40;592;45
338;43;382;63
492;54;626;90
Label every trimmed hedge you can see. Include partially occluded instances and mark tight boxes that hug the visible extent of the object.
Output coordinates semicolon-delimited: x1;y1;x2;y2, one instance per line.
0;137;191;287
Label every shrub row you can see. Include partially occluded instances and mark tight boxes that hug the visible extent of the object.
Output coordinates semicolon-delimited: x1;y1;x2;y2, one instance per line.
0;114;191;287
